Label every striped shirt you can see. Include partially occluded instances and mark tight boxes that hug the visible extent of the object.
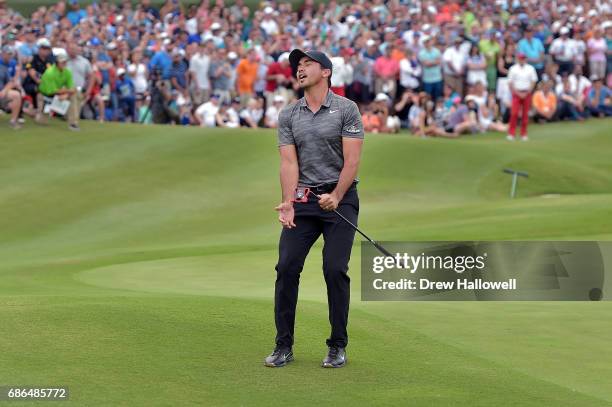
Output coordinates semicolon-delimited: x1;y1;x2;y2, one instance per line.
278;90;364;186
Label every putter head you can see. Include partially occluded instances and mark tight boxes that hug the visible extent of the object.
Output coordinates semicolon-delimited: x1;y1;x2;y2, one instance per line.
292;187;310;203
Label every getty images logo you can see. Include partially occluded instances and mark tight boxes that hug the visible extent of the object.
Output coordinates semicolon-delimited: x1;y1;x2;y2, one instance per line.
372;252;488;274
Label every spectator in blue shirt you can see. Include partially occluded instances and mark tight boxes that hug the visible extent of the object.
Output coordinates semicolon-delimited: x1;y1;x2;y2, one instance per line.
518;26;545;78
66;0;87;27
149;46;172;80
587;76;612;117
169;48;188;94
0;45;17;79
116;67;136;122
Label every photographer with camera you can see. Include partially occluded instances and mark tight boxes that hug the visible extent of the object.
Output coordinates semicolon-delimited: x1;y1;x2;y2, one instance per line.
144;68;179;125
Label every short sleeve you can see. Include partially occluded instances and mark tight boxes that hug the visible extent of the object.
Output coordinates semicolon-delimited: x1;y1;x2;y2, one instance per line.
341;102;365;139
277;106;294;146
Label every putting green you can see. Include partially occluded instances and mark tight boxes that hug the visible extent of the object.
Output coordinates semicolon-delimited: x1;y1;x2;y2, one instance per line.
1;117;611;406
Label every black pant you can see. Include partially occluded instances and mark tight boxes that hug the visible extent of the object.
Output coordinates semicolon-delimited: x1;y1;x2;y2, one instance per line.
274;184;359;349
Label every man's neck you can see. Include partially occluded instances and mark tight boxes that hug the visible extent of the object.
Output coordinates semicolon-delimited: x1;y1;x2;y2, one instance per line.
304;83;329;113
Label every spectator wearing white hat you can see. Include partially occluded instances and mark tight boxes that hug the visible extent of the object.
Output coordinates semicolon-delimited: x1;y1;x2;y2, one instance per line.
549;27;575;74
169;48;189;96
443;35;467;96
116;67;136;122
195;92;221;127
38;51;80;131
373;92;401;133
261;7;279;37
264;94;285;128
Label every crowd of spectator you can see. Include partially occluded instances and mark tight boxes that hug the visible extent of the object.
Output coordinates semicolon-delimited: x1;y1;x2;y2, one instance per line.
0;0;610;137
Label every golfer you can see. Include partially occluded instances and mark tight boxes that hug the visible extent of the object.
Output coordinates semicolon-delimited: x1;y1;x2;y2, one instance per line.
264;49;364;368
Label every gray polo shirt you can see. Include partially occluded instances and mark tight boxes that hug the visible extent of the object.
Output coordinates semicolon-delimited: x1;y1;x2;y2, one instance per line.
277;90;364;186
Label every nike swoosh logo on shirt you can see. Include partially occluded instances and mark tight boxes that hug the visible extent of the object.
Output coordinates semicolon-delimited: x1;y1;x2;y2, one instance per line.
329;110;338;114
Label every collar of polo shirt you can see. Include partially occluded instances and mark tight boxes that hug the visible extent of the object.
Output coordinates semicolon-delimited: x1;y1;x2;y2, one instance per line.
300;89;334;109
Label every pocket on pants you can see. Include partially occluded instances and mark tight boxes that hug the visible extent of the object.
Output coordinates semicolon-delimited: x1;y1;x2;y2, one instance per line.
340;188;359;213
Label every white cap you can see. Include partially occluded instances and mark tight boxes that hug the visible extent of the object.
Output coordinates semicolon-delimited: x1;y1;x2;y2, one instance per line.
575;5;584;14
588;10;597;17
464;95;477;103
374;93;389;102
264;6;274;14
602;21;612;30
163;38;171;45
210;22;221;30
427;5;437;14
421;34;431;42
346;15;356;24
37;38;51;48
159;32;169;39
274;95;284;102
227;51;238;59
117;67;126;76
422;24;431;31
278;52;290;62
552;21;562;31
366;39;376;47
106;42;117;50
560;26;570;35
55;50;68;62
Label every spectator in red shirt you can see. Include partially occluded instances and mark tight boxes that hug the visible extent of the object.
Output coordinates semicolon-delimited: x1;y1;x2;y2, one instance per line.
264;52;293;108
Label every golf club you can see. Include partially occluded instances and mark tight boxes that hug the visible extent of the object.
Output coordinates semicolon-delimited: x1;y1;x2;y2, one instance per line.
307;190;394;258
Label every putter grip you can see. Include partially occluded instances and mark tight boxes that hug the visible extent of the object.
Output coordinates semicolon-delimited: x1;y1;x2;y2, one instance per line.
373;242;394;258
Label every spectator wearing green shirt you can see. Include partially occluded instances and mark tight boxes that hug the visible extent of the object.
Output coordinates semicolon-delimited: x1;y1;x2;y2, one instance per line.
37;52;80;131
479;30;501;93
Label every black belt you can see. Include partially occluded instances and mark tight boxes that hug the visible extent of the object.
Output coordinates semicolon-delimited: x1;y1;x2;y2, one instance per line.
306;181;358;195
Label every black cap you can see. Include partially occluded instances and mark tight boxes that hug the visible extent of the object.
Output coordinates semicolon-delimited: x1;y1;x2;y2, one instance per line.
288;49;333;78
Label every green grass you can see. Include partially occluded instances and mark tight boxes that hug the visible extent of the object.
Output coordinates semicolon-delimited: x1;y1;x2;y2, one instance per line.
1;116;612;406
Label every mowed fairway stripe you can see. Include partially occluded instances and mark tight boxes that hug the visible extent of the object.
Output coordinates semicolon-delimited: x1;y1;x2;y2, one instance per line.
0;295;609;406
